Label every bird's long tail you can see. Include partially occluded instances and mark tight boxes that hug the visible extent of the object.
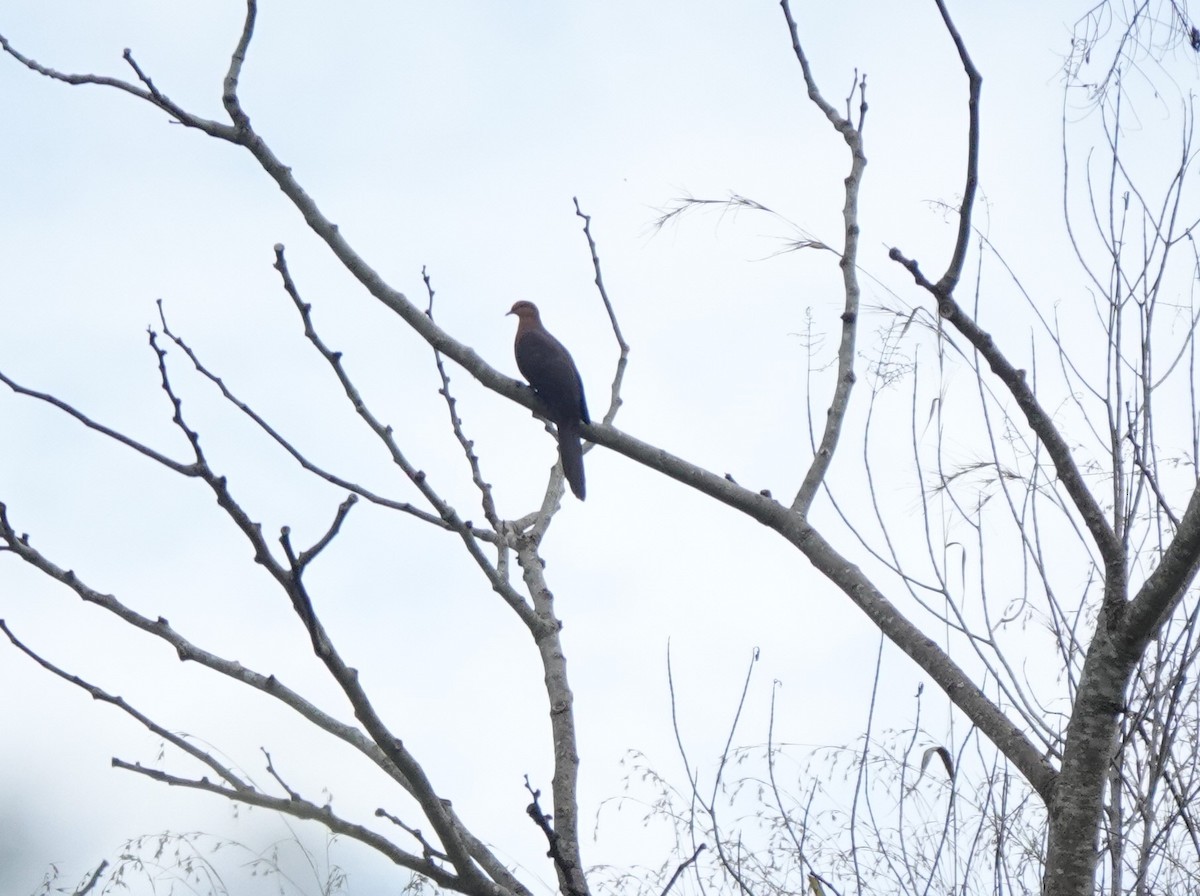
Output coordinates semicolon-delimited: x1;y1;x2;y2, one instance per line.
557;421;586;500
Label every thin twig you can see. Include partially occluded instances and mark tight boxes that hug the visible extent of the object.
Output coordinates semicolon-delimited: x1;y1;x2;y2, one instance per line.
660;844;707;896
73;860;109;896
423;268;503;531
573;198;630;430
375;807;451;862
525;776;587;896
156;300;462;537
112;759;464;887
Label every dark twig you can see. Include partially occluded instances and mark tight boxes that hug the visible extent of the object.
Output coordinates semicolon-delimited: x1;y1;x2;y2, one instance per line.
147;329;206;463
1126;420;1181;528
120;49;166;103
297;494;358;570
660;844;707;896
0;366;195;476
930;0;983;297
73;860;109;896
525;776;587;896
277;528;327;652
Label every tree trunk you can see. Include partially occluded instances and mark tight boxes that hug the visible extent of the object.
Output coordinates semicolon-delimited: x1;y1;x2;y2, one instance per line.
1044;628;1135;896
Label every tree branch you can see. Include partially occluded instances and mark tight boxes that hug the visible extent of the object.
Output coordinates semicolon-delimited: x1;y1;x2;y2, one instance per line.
780;0;868;516
930;0;983;296
111;759;481;892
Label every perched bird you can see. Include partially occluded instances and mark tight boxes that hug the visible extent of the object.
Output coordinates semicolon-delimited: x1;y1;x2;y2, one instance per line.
508;300;589;500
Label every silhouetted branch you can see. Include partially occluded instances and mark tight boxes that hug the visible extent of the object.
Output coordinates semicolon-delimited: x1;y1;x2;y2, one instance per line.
525;777;587;896
72;860;109;896
659;844;706;896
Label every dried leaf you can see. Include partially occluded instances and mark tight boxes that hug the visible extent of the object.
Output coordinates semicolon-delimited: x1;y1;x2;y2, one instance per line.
912;745;956;789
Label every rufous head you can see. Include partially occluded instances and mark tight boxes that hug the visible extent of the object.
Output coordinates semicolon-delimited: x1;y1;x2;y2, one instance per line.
507;300;541;321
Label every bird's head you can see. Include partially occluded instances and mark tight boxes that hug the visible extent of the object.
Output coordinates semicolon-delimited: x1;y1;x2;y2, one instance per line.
508;300;541;321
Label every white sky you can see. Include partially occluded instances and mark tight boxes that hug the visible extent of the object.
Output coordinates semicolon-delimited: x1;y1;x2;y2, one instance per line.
0;2;1185;893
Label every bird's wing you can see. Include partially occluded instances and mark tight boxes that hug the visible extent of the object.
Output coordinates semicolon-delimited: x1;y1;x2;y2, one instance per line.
516;330;586;423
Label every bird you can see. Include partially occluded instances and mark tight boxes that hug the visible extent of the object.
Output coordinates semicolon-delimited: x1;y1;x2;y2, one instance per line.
508;300;589;500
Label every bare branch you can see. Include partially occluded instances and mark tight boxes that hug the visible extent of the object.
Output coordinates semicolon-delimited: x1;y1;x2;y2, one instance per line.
1125;485;1200;647
111;759;477;892
261;748;302;802
0;497;512;893
659;844;707;896
295;493;358;570
0;620;252;792
778;1;868;515
886;5;1125;592
930;0;983;296
0;33;237;139
0;366;196;476
73;861;109;896
376;807;452;864
512;540;587;896
221;0;257;131
157;299;462;537
270;244;540;630
574;197;631;429
424;268;503;532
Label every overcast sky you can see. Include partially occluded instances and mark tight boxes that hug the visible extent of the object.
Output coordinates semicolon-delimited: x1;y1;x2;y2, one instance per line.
0;2;1181;894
